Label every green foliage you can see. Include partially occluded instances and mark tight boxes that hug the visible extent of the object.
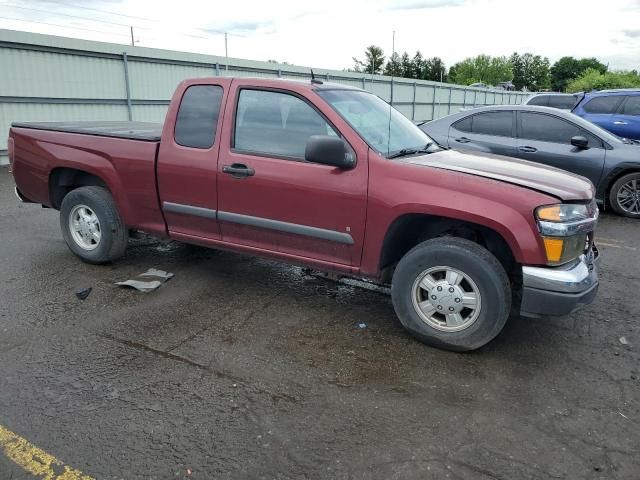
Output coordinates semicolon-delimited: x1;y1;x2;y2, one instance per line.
566;69;640;92
411;51;425;79
352;45;385;74
383;52;402;76
382;50;447;81
448;54;512;86
424;57;447;82
511;52;550;91
550;56;608;91
400;52;413;78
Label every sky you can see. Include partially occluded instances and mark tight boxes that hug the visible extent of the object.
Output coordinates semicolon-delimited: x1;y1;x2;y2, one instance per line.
0;0;639;72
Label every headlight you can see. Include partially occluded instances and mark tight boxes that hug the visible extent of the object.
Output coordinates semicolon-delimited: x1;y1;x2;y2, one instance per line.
536;204;590;222
535;203;597;265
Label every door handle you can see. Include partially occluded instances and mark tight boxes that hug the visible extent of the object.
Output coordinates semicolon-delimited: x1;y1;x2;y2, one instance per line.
518;145;538;153
455;137;471;143
222;163;255;178
613;121;628;125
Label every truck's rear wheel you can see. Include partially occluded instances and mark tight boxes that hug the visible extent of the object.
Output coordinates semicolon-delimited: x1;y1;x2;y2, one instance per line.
391;237;511;351
60;186;127;264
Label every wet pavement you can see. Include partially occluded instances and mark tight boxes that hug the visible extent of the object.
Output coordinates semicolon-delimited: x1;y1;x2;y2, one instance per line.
1;167;639;479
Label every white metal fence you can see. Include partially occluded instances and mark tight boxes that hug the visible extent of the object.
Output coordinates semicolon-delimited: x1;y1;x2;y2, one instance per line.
0;29;530;165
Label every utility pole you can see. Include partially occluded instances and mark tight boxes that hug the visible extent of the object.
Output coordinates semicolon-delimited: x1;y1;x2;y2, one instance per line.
224;32;228;71
130;26;134;47
392;30;395;60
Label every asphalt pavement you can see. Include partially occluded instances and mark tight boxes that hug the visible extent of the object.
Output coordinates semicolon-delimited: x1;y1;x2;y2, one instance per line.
0;167;638;479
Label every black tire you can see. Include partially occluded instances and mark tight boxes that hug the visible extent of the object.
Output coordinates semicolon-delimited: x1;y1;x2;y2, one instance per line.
391;237;511;352
60;186;127;264
609;172;640;218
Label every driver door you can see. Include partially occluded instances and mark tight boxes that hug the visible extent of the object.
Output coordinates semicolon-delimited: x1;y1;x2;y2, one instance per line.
216;82;368;266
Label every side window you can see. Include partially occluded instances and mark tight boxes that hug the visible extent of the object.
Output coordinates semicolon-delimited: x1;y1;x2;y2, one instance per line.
583;96;623;114
527;95;549;106
581;130;604;149
234;89;338;159
174;85;223;149
621;96;640;115
548;95;578;110
520;112;580;144
471;111;513;137
452;116;472;133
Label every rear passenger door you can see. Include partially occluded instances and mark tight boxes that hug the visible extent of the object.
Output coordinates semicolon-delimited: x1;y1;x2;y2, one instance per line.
613;95;640;140
515;111;606;185
157;82;227;239
448;111;516;157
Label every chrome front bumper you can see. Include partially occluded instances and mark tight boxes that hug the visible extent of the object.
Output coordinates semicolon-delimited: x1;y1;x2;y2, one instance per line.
520;246;599;317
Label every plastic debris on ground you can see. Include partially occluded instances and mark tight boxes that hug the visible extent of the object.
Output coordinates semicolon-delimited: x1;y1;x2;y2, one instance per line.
356;322;367;329
74;287;92;300
115;268;174;293
114;279;163;292
619;336;629;345
139;268;174;280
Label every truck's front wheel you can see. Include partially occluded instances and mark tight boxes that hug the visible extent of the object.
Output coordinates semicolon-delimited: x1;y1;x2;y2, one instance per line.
60;186;127;264
391;237;511;351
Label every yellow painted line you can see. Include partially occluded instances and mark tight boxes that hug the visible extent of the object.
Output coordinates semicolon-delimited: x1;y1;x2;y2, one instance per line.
0;424;94;480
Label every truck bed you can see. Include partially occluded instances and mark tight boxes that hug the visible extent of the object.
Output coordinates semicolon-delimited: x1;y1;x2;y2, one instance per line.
11;121;162;142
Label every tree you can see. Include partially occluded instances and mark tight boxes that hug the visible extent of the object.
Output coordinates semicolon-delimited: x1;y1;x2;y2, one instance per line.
550;56;607;91
511;52;550;91
567;68;640;92
424;57;447;82
411;51;425;79
383;52;402;77
400;52;413;78
352;45;385;74
511;52;524;90
448;54;511;86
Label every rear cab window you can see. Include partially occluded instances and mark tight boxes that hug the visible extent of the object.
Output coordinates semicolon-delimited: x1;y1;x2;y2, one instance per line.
174;85;224;148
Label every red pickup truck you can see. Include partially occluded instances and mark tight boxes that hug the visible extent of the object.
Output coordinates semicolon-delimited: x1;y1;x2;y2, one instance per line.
8;77;600;351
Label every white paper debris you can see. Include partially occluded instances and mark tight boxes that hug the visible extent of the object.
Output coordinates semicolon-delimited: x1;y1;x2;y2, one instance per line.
139;268;174;280
114;279;163;292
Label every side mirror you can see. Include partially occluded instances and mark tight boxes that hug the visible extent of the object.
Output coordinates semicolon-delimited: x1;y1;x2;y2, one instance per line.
305;135;354;169
571;135;589;149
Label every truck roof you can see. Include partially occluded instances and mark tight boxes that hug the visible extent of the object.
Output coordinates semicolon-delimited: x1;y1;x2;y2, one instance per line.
10;79;363;142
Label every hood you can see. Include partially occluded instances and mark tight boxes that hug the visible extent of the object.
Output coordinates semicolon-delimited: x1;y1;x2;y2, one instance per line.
399;149;594;201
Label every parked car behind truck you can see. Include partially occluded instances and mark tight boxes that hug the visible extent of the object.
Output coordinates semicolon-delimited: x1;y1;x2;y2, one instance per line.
420;105;640;217
526;89;640;141
572;89;640;140
9;77;600;351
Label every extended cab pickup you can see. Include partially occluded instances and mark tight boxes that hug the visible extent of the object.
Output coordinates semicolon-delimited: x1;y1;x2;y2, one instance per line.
8;77;600;351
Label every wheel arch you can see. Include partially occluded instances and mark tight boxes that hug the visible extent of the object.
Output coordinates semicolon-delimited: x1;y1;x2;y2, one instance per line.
49;167;109;209
377;213;518;284
602;166;640;206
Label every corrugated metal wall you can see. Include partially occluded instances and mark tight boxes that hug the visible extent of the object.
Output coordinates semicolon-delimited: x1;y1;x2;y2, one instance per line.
0;28;530;165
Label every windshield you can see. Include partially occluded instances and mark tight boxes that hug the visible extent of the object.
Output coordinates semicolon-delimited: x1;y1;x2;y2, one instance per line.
317;89;435;158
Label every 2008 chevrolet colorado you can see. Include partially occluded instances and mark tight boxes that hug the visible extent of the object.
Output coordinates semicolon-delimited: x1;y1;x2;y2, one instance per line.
8;77;600;351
